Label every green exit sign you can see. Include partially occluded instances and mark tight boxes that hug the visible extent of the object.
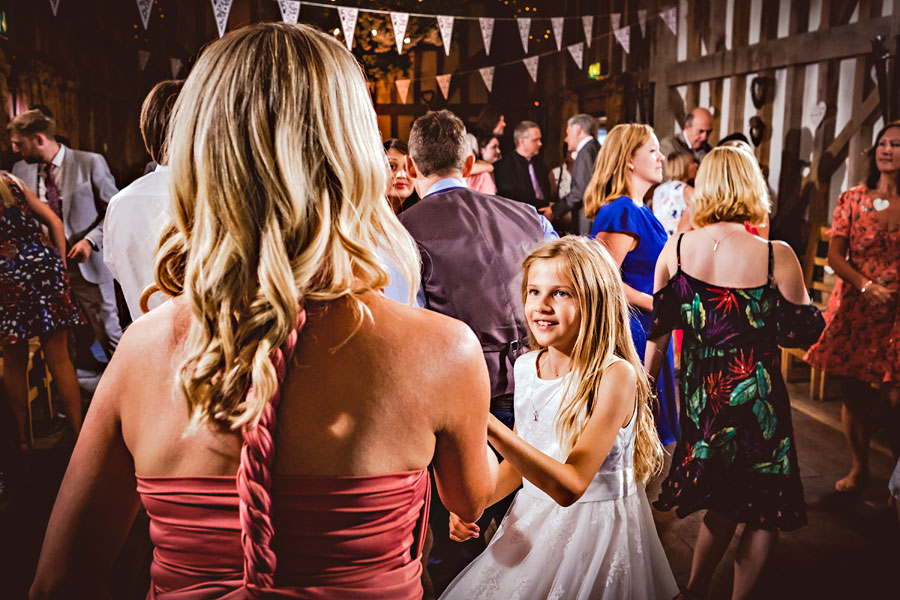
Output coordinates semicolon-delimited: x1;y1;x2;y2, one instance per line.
0;11;7;37
588;62;602;79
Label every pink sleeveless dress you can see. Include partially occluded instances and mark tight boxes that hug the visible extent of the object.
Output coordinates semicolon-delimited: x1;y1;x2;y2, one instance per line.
135;311;430;599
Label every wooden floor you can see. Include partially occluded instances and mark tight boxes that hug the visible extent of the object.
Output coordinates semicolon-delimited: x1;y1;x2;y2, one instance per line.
1;366;898;599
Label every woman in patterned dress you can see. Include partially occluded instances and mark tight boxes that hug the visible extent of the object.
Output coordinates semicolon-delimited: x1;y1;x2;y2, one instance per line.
645;148;824;600
806;121;900;492
0;172;83;449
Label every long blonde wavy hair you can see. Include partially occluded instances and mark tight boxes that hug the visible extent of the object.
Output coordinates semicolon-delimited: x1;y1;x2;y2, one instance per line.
147;22;420;431
583;123;654;219
521;237;663;483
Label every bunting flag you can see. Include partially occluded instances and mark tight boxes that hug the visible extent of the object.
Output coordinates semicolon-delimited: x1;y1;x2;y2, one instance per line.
661;7;677;35
277;0;300;24
137;50;150;72
610;13;621;31
479;66;494;92
136;0;153;30
523;55;539;83
49;0;60;16
551;17;564;52
437;16;454;56
338;7;358;50
170;57;183;79
614;27;630;54
567;42;584;69
395;79;411;103
479;17;495;56
517;18;531;54
390;12;409;54
637;9;647;36
436;74;452;99
582;15;594;47
210;0;233;38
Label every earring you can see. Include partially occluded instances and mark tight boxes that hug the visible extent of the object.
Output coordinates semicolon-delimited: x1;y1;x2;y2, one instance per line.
628;164;635;170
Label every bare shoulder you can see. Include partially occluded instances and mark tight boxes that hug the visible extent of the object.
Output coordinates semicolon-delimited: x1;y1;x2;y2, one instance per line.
600;359;637;390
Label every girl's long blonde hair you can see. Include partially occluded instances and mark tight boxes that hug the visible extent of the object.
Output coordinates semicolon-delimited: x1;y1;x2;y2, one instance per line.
148;22;420;431
583;123;654;219
521;237;663;483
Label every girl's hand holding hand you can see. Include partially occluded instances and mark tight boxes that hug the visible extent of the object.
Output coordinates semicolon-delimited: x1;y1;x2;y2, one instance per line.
449;512;480;542
863;281;893;304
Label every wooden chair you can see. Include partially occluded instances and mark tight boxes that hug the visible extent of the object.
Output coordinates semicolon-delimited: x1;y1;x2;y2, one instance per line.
780;225;835;401
0;338;54;444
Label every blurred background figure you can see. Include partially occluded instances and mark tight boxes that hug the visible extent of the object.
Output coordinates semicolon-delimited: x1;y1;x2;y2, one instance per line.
652;152;698;238
384;138;419;214
464;133;497;195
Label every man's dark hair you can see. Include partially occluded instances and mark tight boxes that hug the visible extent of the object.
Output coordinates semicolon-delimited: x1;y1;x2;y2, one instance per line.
8;109;56;138
140;79;184;165
408;110;467;177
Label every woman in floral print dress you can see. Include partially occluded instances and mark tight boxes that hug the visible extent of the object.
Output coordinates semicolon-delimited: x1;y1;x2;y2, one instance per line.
645;147;824;600
806;121;900;493
0;172;83;449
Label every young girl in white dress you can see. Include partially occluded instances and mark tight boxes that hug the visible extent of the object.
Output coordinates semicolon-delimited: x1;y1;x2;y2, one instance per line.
440;236;678;600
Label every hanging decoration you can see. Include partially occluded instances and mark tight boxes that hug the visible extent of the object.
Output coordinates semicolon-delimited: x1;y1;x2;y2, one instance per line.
210;0;233;38
610;13;621;31
567;42;584;69
479;17;495;56
436;74;452;99
170;57;183;79
517;18;531;54
523;55;539;83
551;17;564;52
391;12;409;54
661;7;677;35
137;50;151;72
437;15;454;56
337;6;358;50
136;0;153;30
637;9;647;37
582;15;594;48
49;0;61;16
479;66;495;92
277;0;300;24
395;79;411;103
614;26;630;54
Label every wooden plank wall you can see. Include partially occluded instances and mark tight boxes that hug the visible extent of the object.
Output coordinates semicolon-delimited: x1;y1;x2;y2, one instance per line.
646;0;896;252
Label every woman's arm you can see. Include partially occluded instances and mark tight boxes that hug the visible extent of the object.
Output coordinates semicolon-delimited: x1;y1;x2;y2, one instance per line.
594;231;653;311
485;362;636;507
448;458;523;542
827;235;892;304
30;354;141;598
771;241;812;305
20;182;67;266
645;237;677;380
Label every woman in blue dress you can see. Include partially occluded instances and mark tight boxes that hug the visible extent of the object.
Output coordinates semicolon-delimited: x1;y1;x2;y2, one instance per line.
583;123;678;445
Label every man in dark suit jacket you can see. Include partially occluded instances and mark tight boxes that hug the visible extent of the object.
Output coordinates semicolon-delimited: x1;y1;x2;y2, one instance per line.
493;120;552;209
551;113;600;235
10;109;121;360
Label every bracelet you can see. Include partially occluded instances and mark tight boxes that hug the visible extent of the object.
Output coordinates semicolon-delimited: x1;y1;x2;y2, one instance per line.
860;280;874;293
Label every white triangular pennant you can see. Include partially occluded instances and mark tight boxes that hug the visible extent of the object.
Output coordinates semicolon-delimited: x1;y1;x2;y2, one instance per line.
277;0;300;24
136;0;153;30
437;16;454;56
49;0;61;16
637;9;647;37
661;7;677;35
582;15;594;48
170;57;183;79
338;7;358;50
479;17;495;56
610;13;621;31
395;79;410;104
551;17;564;52
390;12;409;54
614;27;630;54
523;56;539;83
518;18;531;54
479;66;495;93
436;74;452;99
210;0;232;38
137;50;150;71
567;43;584;69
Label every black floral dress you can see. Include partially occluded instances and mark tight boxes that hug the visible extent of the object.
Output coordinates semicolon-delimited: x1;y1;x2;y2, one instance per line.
0;172;82;345
651;235;824;531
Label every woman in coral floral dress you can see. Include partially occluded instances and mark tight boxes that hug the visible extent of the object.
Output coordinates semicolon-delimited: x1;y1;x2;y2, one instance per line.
806;121;900;492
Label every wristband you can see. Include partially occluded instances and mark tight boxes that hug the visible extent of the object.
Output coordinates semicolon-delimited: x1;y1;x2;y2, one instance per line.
860;280;873;293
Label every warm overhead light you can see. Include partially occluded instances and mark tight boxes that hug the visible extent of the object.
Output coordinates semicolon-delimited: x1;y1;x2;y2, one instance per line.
534;101;540;107
333;27;340;35
371;29;377;36
404;37;411;43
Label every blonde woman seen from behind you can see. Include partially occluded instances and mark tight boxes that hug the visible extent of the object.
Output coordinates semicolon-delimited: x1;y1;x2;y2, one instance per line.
441;236;678;600
31;23;498;599
646;147;824;600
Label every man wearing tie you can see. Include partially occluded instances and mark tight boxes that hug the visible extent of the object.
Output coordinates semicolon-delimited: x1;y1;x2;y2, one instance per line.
9;109;121;362
494;120;552;211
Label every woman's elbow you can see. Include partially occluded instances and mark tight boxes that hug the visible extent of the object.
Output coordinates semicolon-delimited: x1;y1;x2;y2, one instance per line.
549;481;588;508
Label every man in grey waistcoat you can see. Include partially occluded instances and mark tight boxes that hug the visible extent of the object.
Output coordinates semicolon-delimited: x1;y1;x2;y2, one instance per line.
399;110;554;595
10;109;122;361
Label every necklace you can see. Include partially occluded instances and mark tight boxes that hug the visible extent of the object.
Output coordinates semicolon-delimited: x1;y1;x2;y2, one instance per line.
702;226;743;251
530;351;569;421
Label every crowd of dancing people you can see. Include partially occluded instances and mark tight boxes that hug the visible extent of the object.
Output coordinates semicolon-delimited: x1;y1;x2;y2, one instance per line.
1;20;899;600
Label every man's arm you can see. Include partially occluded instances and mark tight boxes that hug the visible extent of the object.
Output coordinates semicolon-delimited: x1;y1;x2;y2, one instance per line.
552;145;595;219
84;153;118;252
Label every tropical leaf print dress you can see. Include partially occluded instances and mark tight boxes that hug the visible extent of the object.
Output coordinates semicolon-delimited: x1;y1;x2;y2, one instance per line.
650;236;824;530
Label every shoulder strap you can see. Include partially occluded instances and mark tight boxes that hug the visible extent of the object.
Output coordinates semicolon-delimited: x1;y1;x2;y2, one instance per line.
676;232;684;269
767;241;775;287
237;308;306;594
